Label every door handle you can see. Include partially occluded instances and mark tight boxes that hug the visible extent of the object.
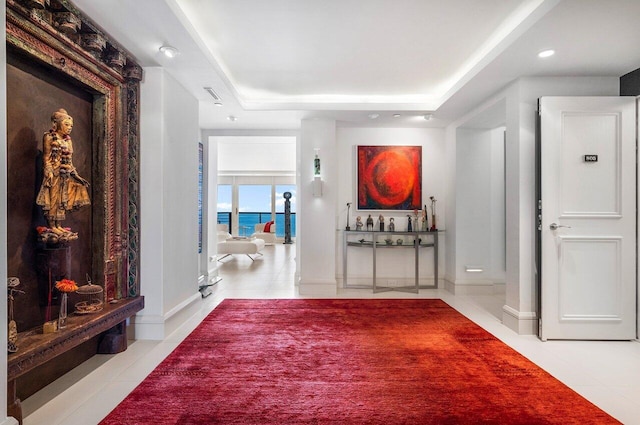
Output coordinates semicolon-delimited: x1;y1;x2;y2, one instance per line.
549;223;571;230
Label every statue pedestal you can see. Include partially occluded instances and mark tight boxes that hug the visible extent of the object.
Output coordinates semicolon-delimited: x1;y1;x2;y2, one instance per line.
36;244;71;306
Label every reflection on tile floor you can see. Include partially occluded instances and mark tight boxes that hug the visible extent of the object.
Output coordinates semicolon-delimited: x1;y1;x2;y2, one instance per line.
23;244;640;425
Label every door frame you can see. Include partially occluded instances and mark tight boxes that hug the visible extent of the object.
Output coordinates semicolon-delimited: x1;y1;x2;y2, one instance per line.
536;96;638;341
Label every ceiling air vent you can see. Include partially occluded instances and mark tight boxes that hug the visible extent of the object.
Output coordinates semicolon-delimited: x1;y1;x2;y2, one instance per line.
204;87;221;101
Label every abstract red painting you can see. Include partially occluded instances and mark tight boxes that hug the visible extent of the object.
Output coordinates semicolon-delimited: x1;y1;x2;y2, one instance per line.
357;145;421;210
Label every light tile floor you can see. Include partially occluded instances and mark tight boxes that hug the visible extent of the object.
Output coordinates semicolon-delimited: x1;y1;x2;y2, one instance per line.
23;244;640;425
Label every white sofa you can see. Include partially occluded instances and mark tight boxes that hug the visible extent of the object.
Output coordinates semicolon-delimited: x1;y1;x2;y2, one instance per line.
217;237;265;261
251;222;276;245
217;223;231;242
217;223;266;261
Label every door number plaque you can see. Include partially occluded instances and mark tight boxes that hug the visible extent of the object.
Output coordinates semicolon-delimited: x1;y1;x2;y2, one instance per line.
583;155;598;162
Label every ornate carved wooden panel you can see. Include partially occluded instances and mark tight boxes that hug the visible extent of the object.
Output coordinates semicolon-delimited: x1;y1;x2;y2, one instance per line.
6;0;142;302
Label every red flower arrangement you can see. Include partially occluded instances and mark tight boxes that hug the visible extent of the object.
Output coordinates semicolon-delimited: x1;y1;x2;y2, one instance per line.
55;279;78;293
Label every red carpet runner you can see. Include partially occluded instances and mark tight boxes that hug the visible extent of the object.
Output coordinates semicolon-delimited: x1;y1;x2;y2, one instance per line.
100;299;619;424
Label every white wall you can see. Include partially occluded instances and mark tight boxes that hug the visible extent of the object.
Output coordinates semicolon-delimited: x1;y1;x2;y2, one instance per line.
217;136;296;173
162;73;199;311
298;119;338;294
489;128;506;285
456;128;491;278
455;129;492;285
444;126;457;286
200;136;219;288
135;67;201;339
335;127;446;285
453;127;505;291
337;127;446;228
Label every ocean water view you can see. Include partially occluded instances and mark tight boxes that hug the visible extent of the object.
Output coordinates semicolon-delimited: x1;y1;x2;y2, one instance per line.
218;212;296;238
217;184;297;239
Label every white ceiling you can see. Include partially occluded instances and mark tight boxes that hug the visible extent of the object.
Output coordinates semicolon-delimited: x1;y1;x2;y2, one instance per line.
72;0;640;130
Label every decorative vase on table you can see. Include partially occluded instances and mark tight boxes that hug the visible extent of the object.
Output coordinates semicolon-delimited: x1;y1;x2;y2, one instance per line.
55;278;78;330
58;292;68;329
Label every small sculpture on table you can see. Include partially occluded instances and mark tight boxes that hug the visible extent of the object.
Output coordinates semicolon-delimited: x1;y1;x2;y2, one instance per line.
366;214;374;231
345;202;351;230
422;205;429;231
7;277;23;353
389;217;395;232
430;196;438;231
355;216;363;231
378;214;384;231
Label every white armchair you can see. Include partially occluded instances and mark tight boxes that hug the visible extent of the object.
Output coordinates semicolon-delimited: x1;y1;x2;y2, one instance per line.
251;221;276;245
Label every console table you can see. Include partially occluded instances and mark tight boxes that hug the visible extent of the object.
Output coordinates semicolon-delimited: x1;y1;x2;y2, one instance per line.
7;296;144;424
342;230;441;293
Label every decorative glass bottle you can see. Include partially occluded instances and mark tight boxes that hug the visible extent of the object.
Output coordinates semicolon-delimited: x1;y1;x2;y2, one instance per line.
58;292;68;329
314;148;321;176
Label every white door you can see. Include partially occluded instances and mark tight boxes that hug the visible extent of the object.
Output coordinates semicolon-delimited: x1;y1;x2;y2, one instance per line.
539;97;636;341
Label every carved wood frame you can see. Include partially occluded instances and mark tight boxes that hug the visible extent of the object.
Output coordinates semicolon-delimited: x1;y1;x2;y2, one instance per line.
6;0;142;300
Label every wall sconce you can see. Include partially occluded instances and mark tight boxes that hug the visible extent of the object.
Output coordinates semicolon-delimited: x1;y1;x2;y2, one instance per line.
312;176;323;197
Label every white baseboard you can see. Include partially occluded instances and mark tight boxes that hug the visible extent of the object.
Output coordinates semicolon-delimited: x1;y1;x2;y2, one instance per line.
130;292;202;340
444;278;497;295
502;304;537;335
338;276;437;288
2;416;19;425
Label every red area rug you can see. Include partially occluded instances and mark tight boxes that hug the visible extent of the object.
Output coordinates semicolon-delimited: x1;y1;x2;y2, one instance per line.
100;299;619;424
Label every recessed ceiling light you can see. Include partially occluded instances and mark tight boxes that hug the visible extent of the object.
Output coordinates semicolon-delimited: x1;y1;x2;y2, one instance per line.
227;115;237;122
214;102;223;107
538;49;555;58
423;114;433;121
393;114;401;118
368;113;379;120
159;45;179;58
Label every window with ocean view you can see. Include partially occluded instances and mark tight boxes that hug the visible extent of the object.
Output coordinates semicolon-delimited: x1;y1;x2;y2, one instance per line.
217;183;296;239
217;184;232;228
239;185;271;236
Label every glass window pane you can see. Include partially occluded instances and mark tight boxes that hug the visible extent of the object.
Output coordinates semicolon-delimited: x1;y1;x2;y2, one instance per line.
276;185;296;212
217;184;232;227
239;185;271;237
